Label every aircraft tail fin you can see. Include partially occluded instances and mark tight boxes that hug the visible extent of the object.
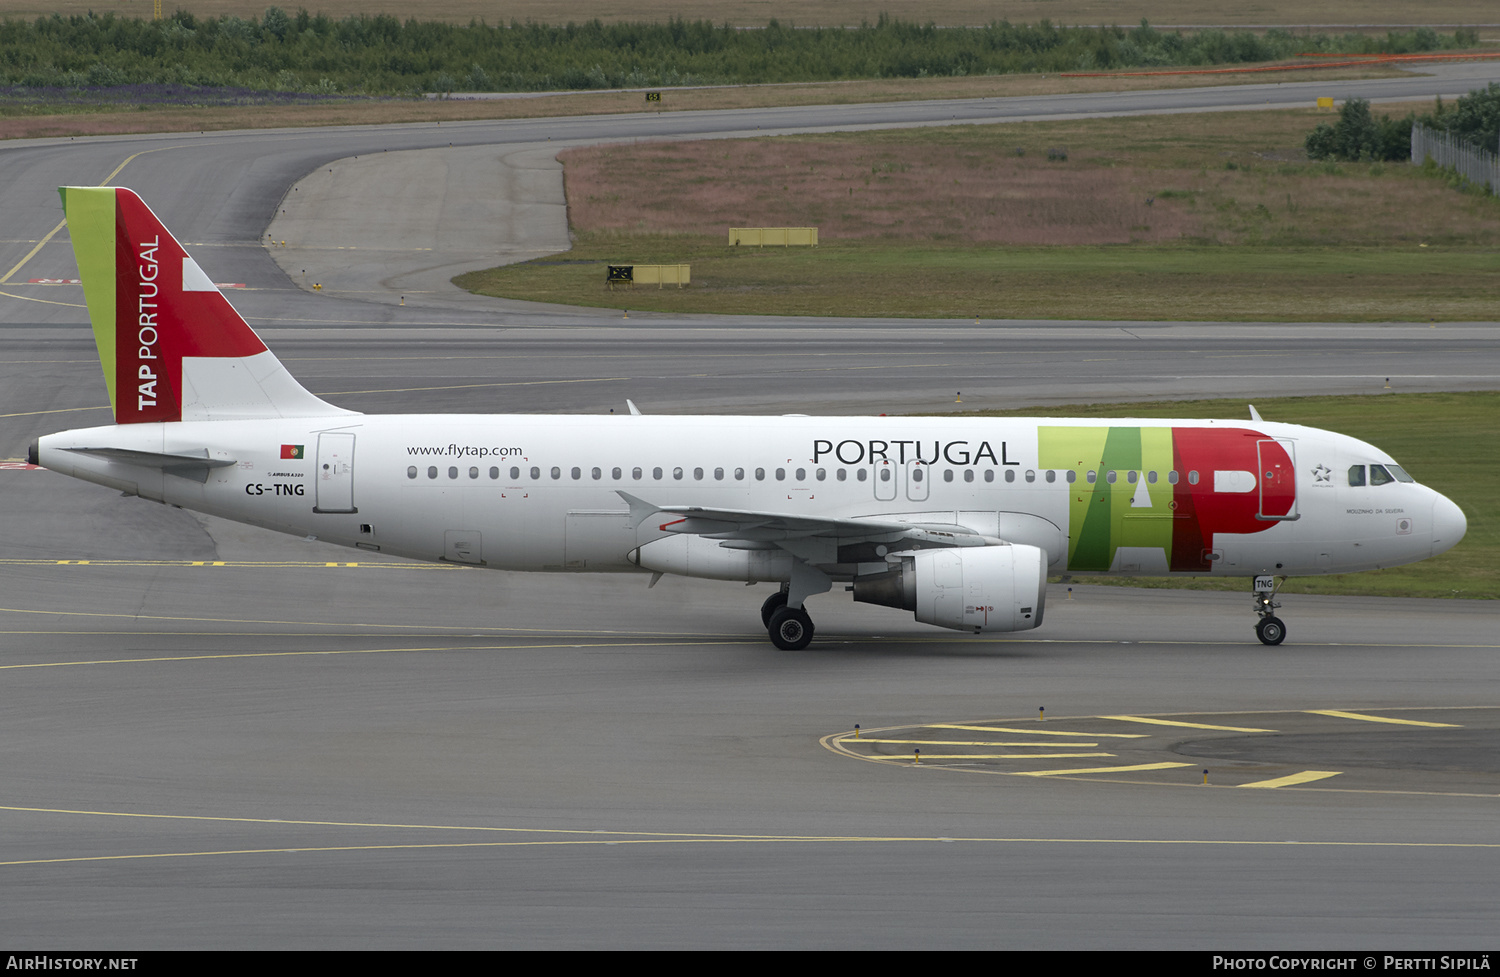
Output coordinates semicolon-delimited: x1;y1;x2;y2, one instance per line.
59;186;354;425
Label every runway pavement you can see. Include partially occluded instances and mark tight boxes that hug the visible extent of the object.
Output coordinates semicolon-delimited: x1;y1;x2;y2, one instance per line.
1;70;1498;949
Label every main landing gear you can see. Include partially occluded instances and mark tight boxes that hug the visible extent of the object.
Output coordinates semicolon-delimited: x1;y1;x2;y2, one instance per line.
1253;576;1286;646
761;586;814;650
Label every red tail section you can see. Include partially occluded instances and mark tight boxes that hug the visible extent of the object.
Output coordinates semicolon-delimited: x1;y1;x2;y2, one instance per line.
113;191;267;423
64;186;352;425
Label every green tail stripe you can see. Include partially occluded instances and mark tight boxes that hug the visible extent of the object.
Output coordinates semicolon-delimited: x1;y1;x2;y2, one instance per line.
59;187;119;413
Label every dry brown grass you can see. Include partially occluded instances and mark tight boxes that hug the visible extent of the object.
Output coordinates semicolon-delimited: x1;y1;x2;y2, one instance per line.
561;102;1500;248
5;1;1499;27
0;63;1408;142
567;139;1201;245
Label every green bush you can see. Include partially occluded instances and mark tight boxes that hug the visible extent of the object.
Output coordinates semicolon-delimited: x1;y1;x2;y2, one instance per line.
1421;82;1500;154
1305;98;1412;162
0;11;1480;96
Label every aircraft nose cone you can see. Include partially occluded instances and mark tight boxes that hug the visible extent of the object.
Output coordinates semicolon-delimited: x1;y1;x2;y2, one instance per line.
1431;494;1467;557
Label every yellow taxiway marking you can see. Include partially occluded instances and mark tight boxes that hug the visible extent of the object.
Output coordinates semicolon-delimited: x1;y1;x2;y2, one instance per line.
903;753;1116;761
1240;771;1344;789
1100;715;1276;732
10;801;1500;869
323;376;630;397
0;405;110;419
1306;710;1460;728
1012;762;1195;777
0;604;740;640
0;558;459;569
1;149;163;285
932;724;1148;738
0;640;759;671
842;738;1101;748
0;289;87;308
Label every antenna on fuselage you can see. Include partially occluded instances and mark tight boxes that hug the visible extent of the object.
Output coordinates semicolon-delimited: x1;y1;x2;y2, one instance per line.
1248;405;1264;422
626;399;643;416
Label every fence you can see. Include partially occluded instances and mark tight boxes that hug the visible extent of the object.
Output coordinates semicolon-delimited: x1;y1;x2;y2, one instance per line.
1410;122;1500;193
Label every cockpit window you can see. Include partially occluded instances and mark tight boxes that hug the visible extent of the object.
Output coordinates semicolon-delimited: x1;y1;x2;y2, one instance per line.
1386;464;1415;483
1370;464;1394;486
1348;465;1365;487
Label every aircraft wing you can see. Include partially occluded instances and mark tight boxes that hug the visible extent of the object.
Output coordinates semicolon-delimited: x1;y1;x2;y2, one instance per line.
615;491;994;548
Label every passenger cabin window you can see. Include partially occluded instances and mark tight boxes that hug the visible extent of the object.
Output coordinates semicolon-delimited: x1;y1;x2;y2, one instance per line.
1005;470;1015;483
428;466;438;479
407;466;418;479
489;467;499;479
984;470;994;483
632;467;642;480
448;466;458;479
470;467;479;479
857;469;868;482
511;466;521;479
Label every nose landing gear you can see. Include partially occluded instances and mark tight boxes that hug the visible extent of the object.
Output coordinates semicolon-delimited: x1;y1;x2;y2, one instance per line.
1253;575;1286;645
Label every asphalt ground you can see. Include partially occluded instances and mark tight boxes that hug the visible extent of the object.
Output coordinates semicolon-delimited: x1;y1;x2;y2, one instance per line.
1;68;1498;948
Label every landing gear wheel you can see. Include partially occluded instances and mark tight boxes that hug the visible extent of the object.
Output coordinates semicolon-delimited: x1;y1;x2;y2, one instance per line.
768;606;814;651
760;591;789;628
1256;615;1286;646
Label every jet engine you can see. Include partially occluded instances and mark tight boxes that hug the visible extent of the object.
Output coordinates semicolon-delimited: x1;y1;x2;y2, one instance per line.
853;544;1047;633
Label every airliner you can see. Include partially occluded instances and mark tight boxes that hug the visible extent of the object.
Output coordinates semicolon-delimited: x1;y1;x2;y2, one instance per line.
29;187;1468;648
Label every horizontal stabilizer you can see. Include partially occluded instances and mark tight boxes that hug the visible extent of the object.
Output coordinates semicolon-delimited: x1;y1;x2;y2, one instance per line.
61;446;235;483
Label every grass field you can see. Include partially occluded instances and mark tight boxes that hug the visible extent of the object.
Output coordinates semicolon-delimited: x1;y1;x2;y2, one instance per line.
5;1;1499;27
457;104;1500;322
961;392;1496;599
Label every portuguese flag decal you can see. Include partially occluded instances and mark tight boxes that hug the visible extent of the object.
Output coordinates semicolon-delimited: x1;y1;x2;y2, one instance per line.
281;444;305;459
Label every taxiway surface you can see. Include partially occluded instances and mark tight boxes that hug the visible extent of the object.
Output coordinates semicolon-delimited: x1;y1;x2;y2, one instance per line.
1;73;1497;949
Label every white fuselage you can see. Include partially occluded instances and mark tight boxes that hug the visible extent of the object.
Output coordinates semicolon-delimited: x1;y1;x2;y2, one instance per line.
38;414;1464;581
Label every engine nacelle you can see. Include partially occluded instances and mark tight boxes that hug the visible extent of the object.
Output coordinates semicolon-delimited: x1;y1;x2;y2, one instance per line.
853;545;1046;633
